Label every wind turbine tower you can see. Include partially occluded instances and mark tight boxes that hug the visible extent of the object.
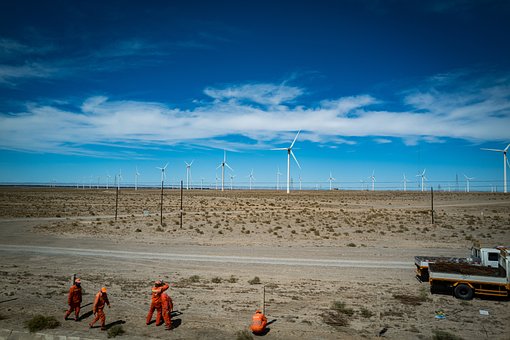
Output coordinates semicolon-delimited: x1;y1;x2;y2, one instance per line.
217;151;233;192
248;169;255;190
276;167;282;190
369;170;376;191
328;172;336;191
416;169;426;192
481;144;510;193
464;174;474;193
135;167;140;191
402;174;408;192
185;160;194;190
272;130;301;194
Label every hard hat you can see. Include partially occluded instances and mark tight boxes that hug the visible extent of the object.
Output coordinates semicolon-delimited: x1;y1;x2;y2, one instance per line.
101;287;107;293
255;309;262;313
75;278;81;283
155;280;162;285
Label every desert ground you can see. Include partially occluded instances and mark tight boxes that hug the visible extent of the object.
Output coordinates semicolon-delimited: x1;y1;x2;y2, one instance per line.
0;187;509;339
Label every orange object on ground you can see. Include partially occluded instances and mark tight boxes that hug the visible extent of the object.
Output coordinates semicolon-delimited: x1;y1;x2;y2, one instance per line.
161;292;173;330
250;310;267;334
146;282;169;325
89;289;110;330
64;280;82;320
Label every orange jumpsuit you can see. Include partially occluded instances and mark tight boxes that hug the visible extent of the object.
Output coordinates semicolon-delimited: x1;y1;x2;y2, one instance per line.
146;283;169;325
250;311;267;334
89;291;110;329
161;292;173;330
64;284;82;320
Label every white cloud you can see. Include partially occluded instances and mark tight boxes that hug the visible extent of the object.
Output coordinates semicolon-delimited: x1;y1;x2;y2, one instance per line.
0;75;509;156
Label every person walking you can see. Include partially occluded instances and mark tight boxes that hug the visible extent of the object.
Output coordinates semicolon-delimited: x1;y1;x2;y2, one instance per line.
64;278;82;321
89;287;110;331
161;292;174;330
146;280;169;326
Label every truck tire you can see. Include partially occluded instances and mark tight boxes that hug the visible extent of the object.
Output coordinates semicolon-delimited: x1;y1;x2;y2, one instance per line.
454;284;474;300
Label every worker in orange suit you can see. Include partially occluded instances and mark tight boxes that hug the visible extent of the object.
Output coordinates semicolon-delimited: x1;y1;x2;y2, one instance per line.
89;287;110;331
161;291;174;330
64;278;82;321
146;280;169;326
250;309;267;335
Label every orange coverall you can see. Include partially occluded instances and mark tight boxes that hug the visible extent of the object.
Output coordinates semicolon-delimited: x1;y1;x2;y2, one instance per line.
89;291;110;329
64;284;82;320
250;311;267;334
161;292;173;330
146;283;169;325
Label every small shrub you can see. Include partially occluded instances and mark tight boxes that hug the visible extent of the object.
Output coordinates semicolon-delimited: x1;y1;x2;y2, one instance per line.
211;277;222;283
347;243;356;247
331;301;354;316
248;276;261;285
228;275;238;283
236;329;254;340
359;307;374;318
433;330;464;340
107;324;125;338
189;275;200;283
135;228;141;232
25;315;60;332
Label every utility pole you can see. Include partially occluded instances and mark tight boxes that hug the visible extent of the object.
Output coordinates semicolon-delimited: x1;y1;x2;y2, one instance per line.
115;185;119;221
160;177;164;226
180;180;183;229
431;187;434;225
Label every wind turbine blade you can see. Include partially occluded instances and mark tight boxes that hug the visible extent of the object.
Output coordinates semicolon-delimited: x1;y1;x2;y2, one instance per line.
481;148;503;152
225;163;234;171
271;147;288;151
290;150;301;169
289;130;301;149
506;157;510;169
163;163;169;170
505;143;510;152
216;164;222;169
422;169;426;175
190;160;194;166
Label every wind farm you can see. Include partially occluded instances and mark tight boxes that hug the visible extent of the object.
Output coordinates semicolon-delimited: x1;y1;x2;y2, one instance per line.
0;1;509;339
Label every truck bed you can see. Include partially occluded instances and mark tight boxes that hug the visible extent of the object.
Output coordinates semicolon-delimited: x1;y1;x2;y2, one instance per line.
429;263;505;277
414;256;470;267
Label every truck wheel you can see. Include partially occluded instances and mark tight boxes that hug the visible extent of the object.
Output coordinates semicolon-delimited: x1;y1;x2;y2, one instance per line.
454;284;474;300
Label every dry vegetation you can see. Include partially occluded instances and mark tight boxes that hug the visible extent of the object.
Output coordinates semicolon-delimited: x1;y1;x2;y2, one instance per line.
0;187;509;339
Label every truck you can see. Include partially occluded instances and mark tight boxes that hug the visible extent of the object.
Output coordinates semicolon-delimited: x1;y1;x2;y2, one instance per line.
414;245;502;282
428;248;510;300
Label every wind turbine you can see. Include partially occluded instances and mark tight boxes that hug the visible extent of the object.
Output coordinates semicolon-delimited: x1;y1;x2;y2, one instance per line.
416;169;426;192
135;167;140;191
402;174;409;192
185;161;194;190
328;172;335;191
217;151;233;192
464;174;474;193
229;173;235;190
156;163;168;226
481;144;510;193
156;163;168;185
368;170;376;191
276;167;282;190
248;169;255;190
299;175;302;191
117;170;122;190
215;174;219;190
272;130;301;194
106;173;111;190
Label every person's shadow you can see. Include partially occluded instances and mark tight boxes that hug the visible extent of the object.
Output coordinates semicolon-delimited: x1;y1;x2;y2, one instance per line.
104;320;126;330
253;319;276;336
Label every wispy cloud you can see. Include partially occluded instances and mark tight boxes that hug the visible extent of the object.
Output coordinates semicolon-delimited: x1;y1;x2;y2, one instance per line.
0;74;509;156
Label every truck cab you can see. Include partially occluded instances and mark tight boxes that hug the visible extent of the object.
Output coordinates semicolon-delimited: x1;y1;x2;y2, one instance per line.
470;247;501;268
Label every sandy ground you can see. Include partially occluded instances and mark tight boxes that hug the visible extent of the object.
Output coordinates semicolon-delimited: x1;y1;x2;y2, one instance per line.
0;187;509;339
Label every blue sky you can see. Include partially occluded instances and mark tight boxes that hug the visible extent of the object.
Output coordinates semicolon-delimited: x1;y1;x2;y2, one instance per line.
1;0;509;190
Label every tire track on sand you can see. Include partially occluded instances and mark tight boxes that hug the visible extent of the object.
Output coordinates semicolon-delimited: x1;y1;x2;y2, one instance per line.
0;244;412;269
